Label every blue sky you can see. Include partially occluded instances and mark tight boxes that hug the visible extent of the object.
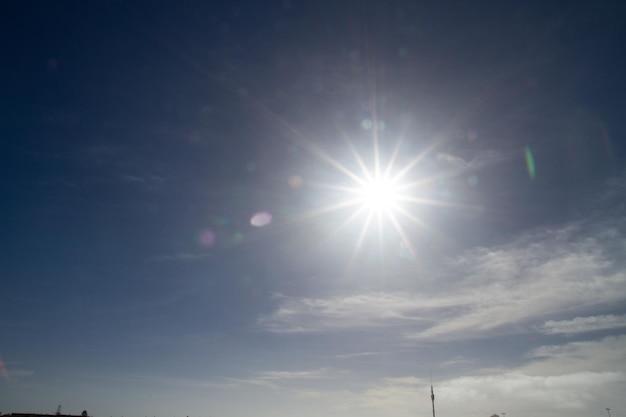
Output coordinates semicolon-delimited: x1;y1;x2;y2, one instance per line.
1;1;626;417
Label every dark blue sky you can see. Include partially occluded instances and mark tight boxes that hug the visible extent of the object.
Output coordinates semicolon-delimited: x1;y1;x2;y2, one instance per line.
2;2;626;417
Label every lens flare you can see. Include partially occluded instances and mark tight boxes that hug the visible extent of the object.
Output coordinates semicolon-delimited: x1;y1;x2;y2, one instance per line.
288;175;303;189
0;355;9;382
525;146;536;180
357;176;399;212
251;211;273;227
199;230;216;247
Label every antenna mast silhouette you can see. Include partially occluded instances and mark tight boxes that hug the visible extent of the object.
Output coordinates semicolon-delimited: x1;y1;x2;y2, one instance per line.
430;384;435;417
430;371;435;417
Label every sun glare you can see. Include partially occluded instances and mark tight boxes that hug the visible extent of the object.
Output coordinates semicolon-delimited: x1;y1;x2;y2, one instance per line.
279;121;459;265
286;134;432;263
357;176;399;212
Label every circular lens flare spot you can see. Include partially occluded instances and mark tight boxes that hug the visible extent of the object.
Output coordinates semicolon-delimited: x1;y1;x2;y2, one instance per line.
199;230;216;247
251;211;273;227
361;119;373;129
288;175;303;189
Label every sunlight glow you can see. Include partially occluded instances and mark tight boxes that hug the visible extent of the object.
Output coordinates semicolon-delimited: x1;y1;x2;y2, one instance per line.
357;176;400;212
281;130;446;265
270;111;474;266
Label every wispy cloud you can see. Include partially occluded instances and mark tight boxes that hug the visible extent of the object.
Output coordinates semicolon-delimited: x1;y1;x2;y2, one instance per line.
109;336;624;417
437;336;626;411
8;369;35;378
119;173;166;187
408;217;626;340
436;152;469;171
526;335;626;375
147;252;210;262
95;373;239;390
438;371;622;410
281;336;626;417
435;149;512;173
256;368;337;380
440;355;475;368
74;144;125;162
257;292;439;333
259;198;626;340
226;368;348;391
539;314;626;335
332;351;384;359
120;173;147;183
0;366;35;382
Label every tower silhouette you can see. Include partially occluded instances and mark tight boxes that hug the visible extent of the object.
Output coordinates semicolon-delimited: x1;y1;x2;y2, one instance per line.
431;384;435;417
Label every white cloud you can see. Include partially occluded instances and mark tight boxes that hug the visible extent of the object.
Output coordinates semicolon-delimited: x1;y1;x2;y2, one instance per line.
276;336;626;417
434;336;626;412
257;291;455;333
436;153;469;171
435;150;510;174
539;314;626;335
526;335;626;375
440;355;475;367
147;252;209;262
332;351;384;359
259;210;626;340
256;368;337;380
439;371;622;410
8;369;34;378
144;335;624;417
285;370;623;417
407;218;626;340
225;368;350;391
98;374;239;390
95;369;344;395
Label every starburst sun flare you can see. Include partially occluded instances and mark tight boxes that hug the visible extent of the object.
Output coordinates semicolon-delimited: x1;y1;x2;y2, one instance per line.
356;175;401;213
290;132;448;262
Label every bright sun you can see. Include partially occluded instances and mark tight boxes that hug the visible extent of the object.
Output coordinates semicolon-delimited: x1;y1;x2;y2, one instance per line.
291;133;435;263
357;176;400;213
282;123;453;263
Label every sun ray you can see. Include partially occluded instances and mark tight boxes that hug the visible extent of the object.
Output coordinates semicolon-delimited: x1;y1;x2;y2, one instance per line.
343;133;375;182
326;204;371;243
305;181;364;194
399;196;482;212
364;22;382;181
376;210;385;268
395;162;476;191
267;128;469;267
373;129;381;179
394;205;446;243
394;205;430;229
345;210;376;274
279;198;364;225
386;210;417;260
391;146;432;184
311;147;368;186
384;137;404;178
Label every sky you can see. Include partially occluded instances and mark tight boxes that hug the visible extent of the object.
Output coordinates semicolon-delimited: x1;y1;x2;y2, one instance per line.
1;1;626;417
